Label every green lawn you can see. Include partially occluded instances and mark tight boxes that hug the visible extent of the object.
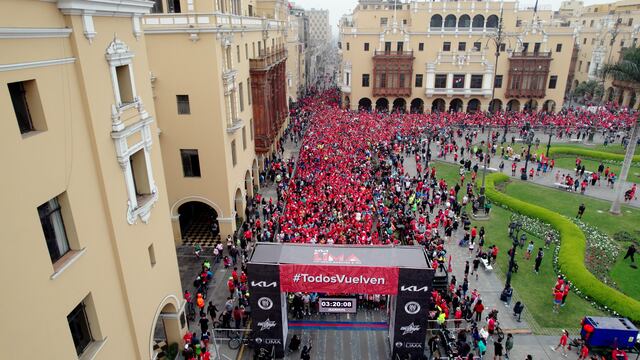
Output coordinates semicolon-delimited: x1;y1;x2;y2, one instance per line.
503;181;640;241
556;143;640;155
431;160;463;185
431;161;606;329
471;206;605;329
503;180;640;300
610;258;640;298
551;156;640;183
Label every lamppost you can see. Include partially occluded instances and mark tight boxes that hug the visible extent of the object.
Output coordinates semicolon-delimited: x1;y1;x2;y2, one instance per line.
521;122;535;180
477;7;520;144
478;126;492;216
545;125;554;158
504;222;520;289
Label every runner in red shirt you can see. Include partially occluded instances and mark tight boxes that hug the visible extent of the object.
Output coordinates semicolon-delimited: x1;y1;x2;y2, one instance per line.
551;329;569;356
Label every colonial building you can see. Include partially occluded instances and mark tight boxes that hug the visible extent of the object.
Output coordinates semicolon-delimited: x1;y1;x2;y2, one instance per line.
559;0;640;108
0;1;185;359
338;0;575;113
142;0;292;243
307;8;335;88
287;8;307;101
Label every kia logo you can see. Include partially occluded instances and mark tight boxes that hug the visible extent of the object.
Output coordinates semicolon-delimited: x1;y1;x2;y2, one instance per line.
251;281;278;288
400;285;429;292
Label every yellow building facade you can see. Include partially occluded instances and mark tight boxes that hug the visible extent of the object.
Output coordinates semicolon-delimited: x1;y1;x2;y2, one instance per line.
287;12;307;101
561;0;640;108
339;0;575;113
0;1;185;359
141;0;294;243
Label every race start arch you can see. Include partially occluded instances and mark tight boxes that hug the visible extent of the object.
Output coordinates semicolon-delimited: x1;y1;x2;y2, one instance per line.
248;243;435;359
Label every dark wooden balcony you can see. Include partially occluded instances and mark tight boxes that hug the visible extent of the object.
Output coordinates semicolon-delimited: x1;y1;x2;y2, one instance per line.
509;51;552;59
373;87;412;97
505;88;547;98
373;50;414;58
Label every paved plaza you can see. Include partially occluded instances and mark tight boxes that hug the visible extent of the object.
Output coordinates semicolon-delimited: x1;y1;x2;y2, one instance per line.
173;131;636;360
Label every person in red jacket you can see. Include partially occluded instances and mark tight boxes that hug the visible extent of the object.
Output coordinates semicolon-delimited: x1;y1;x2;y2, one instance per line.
474;299;485;321
578;344;589;360
551;329;569;356
227;277;236;297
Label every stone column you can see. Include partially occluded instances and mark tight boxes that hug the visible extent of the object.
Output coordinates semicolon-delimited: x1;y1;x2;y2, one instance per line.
622;89;633;108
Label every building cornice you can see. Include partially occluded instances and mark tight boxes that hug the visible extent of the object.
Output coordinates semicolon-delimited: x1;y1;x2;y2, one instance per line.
56;0;153;16
0;57;76;72
143;28;283;35
0;27;72;39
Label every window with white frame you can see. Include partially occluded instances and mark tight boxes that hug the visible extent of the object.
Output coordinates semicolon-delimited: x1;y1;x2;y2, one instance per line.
106;38;137;108
107;37;158;224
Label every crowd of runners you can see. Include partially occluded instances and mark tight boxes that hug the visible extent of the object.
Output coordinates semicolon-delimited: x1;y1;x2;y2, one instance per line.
178;89;637;360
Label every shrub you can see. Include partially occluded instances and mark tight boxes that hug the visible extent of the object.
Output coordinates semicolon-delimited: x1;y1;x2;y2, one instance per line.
548;147;640;163
485;173;640;322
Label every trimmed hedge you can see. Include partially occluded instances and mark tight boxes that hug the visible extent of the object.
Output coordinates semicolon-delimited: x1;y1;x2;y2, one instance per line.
548;146;640;163
485;173;640;322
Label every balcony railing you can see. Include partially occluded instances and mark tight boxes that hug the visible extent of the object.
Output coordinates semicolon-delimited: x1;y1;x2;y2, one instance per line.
373;50;414;58
509;51;552;58
250;47;287;70
505;88;546;98
426;87;492;97
142;13;285;33
373;87;412;97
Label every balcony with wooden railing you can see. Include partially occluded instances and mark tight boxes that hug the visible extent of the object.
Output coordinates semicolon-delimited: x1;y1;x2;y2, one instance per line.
250;46;287;70
509;51;552;59
373;50;414;59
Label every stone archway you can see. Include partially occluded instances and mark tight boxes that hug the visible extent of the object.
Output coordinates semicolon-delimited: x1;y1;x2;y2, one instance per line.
410;98;424;113
234;187;245;222
177;200;220;245
506;99;520;111
467;98;481;113
244;170;253;198
543;99;556;113
431;98;446;112
252;158;260;188
358;97;372;111
150;296;185;360
392;98;407;113
375;97;389;112
489;99;503;113
449;98;464;112
605;87;615;102
524;99;538;111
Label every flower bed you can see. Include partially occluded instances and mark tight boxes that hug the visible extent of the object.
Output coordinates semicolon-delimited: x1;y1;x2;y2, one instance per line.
485;172;640;322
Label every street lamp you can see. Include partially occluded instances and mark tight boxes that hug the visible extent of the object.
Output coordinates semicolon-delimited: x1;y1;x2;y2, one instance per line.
504;221;520;290
545;125;554;158
478;126;492;215
520;122;535;180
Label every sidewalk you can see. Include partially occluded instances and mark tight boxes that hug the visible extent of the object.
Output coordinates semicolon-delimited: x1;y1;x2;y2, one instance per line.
432;132;640;208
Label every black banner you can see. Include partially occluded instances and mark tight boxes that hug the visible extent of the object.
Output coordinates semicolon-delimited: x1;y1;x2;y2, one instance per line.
248;263;285;358
391;267;435;359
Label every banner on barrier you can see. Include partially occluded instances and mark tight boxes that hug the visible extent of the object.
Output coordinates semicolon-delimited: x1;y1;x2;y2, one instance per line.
279;264;399;294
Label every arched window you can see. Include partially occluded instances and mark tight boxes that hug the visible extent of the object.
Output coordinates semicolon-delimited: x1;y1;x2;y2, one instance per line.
458;15;471;28
430;14;443;28
444;14;457;28
472;14;485;28
486;15;499;28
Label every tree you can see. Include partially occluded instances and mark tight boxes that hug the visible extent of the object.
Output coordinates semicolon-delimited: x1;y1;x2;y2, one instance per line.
601;47;640;215
573;80;604;102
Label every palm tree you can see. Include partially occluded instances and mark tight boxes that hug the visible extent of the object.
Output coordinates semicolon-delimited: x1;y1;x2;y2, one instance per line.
601;47;640;215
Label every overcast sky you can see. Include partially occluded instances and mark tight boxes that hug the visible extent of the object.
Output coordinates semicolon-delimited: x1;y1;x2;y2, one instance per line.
292;0;618;36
